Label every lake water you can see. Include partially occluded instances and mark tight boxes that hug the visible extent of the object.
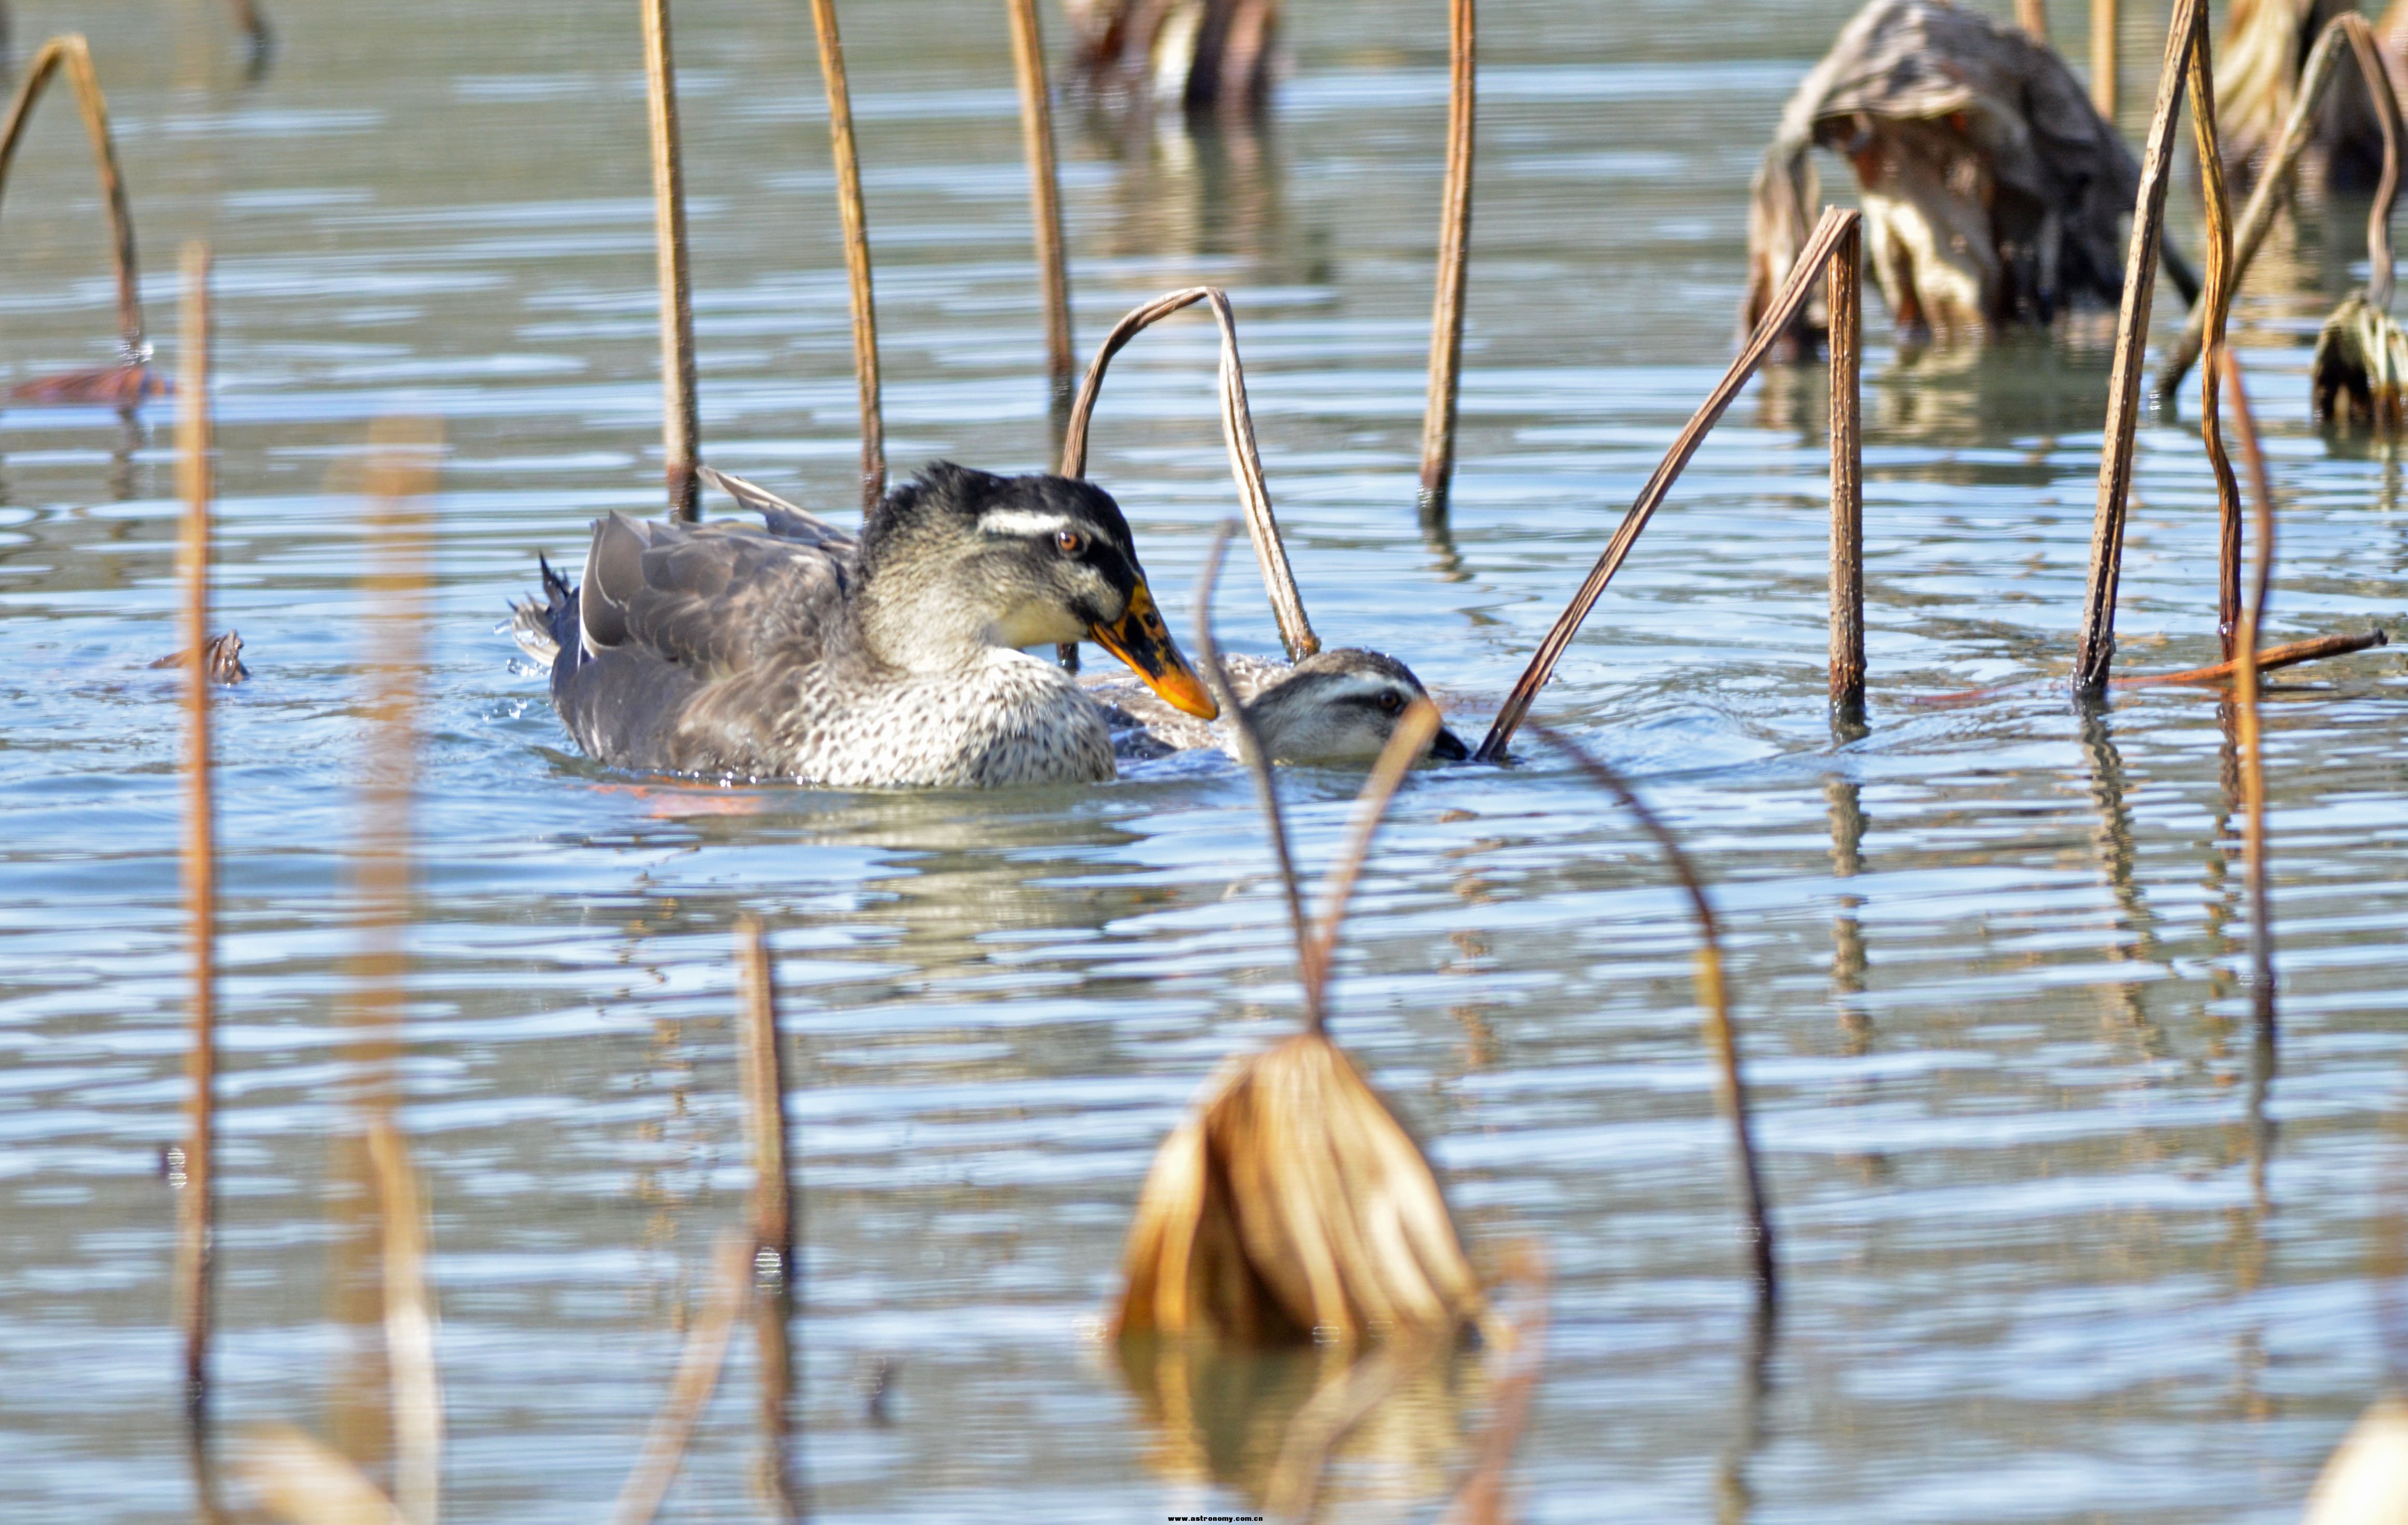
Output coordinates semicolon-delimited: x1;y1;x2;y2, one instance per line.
6;0;2408;1519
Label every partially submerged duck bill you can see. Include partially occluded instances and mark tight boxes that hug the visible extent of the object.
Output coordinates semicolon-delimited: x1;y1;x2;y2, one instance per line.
512;461;1216;788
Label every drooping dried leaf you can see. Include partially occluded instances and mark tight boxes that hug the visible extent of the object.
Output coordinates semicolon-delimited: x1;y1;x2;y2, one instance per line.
1117;1032;1487;1346
1746;0;2141;343
2312;291;2408;429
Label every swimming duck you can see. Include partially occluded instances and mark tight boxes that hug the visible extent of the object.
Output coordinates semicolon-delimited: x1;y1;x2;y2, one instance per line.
1089;648;1470;763
511;461;1215;788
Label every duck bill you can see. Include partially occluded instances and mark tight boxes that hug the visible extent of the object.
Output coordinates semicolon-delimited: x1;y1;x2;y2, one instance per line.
1429;725;1471;761
1091;583;1218;719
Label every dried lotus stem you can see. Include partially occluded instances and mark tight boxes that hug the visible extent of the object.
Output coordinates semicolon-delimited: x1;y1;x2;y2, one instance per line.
1006;0;1074;412
366;1124;441;1525
0;35;150;389
2221;346;2278;1052
1827;214;1865;719
173;245;221;1512
1477;206;1859;761
2073;0;2207;695
2111;628;2386;687
2156;15;2352;401
608;1233;755;1525
2185;3;2240;661
1531;725;1777;1312
1064;287;1317;658
1417;0;1476;525
637;0;700;521
808;0;886;513
2091;0;2117;119
736;918;801;1518
1189;521;1311;988
236;1427;407;1525
1115;528;1487;1349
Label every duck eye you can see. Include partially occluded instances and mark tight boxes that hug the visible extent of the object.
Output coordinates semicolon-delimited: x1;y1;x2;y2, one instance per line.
1378;690;1404;713
1054;529;1084;556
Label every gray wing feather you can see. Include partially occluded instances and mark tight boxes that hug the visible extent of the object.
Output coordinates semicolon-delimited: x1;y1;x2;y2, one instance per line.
555;513;860;771
699;466;859;550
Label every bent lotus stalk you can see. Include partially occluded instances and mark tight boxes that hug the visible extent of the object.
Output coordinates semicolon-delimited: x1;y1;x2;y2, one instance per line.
2073;0;2208;695
1479;206;1860;762
1533;726;1778;1312
2186;11;2241;661
2220;347;2278;1053
0;34;156;402
2155;13;2358;400
1060;287;1317;659
1112;527;1487;1349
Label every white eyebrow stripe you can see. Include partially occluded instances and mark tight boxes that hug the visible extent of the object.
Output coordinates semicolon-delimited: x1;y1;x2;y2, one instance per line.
977;509;1074;538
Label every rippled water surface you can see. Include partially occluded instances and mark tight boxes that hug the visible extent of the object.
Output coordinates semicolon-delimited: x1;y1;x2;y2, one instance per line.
8;0;2408;1519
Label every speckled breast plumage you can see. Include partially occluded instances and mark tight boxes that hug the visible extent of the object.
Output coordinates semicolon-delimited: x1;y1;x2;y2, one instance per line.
758;648;1115;788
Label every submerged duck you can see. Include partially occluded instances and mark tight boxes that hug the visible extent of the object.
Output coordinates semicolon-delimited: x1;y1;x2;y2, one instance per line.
511;461;1216;788
1090;648;1470;763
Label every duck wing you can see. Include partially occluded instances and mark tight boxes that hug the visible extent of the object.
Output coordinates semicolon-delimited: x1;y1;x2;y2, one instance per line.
698;465;858;550
554;512;861;772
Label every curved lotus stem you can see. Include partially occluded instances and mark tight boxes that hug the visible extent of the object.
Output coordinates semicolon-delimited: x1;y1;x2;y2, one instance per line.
2347;14;2402;315
2186;7;2240;661
1189;522;1313;1020
0;34;143;363
2155;16;2402;400
1064;287;1318;660
1532;724;1777;1314
1476;206;1859;762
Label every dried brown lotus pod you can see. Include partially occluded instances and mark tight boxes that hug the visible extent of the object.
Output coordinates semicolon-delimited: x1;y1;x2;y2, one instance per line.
1115;1031;1489;1345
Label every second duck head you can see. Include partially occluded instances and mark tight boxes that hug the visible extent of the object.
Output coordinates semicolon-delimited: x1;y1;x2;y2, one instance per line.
1249;648;1470;764
858;462;1217;719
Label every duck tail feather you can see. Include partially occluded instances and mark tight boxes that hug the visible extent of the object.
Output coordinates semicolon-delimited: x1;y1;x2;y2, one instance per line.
510;551;576;665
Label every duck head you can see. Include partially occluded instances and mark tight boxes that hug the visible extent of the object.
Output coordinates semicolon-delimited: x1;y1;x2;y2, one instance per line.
1247;648;1470;763
858;462;1217;718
